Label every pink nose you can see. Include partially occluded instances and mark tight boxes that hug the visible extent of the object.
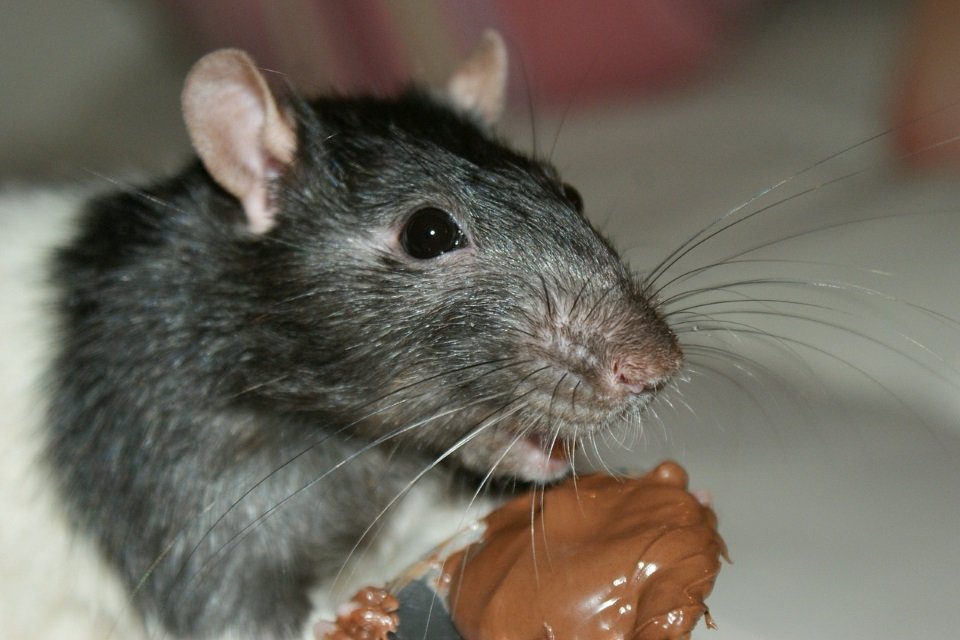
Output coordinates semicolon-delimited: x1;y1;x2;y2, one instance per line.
610;353;681;395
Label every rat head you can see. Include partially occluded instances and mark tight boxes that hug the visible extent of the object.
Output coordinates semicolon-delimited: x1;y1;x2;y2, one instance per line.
181;33;681;483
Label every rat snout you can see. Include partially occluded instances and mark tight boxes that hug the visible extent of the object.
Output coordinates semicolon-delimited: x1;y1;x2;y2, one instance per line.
460;282;684;480
559;289;684;403
526;306;682;409
607;338;683;398
598;285;685;399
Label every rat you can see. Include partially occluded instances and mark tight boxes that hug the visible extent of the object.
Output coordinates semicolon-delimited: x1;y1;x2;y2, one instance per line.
44;32;682;639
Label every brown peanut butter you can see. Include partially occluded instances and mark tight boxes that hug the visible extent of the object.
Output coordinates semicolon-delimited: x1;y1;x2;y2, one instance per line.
441;462;726;640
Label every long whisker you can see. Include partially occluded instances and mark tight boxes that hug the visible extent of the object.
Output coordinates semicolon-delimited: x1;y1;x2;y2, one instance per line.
642;107;960;292
644;163;884;294
681;343;814;427
660;277;960;332
680;323;948;441
547;48;599;163
681;306;960;384
82;169;190;215
663;296;845;323
647;209;956;301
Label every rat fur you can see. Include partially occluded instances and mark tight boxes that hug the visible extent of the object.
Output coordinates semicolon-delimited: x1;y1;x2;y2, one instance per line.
43;35;680;639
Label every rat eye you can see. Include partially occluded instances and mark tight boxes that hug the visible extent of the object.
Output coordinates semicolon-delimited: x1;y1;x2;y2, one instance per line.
400;207;466;259
562;183;584;214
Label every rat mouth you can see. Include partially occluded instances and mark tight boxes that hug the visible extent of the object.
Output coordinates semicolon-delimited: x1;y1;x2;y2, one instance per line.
453;419;578;483
513;433;574;482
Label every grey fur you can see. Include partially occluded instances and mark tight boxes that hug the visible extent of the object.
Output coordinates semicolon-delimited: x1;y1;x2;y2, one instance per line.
46;86;679;638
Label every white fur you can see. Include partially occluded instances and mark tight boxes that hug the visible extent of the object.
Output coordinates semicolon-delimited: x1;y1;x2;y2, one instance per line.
0;188;149;639
306;479;493;636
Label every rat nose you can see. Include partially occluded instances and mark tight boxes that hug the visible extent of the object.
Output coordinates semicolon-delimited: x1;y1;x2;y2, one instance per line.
610;348;682;396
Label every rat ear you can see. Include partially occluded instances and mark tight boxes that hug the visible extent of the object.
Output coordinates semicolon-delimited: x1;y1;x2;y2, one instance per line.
446;30;508;126
181;49;296;234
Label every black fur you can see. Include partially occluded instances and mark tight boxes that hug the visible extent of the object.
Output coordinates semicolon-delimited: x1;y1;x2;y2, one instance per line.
46;87;675;637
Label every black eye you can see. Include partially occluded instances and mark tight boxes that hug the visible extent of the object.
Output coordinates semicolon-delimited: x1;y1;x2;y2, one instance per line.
400;207;466;259
562;183;584;214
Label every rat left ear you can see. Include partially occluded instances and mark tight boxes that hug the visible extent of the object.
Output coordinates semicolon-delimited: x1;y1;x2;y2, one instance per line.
446;30;508;126
181;49;297;234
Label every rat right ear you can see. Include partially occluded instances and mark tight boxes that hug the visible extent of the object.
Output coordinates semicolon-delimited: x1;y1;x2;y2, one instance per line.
181;49;296;234
446;30;508;126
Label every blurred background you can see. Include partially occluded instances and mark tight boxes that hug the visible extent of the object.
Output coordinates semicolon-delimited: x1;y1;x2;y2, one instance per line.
3;0;958;182
2;1;960;639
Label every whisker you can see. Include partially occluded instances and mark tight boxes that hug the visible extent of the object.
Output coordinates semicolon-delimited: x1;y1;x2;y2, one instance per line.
657;382;698;424
547;48;599;162
644;164;885;294
675;307;835;410
682;343;798;397
666;276;960;402
81;169;190;215
537;470;552;568
681;324;948;441
583;281;619;323
678;307;960;383
677;308;850;392
660;277;960;333
647;209;956;301
681;344;811;430
291;356;531;413
514;44;539;158
528;480;541;590
538;273;555;319
589;431;618;476
568;277;592;317
548;372;569;427
642;103;960;293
